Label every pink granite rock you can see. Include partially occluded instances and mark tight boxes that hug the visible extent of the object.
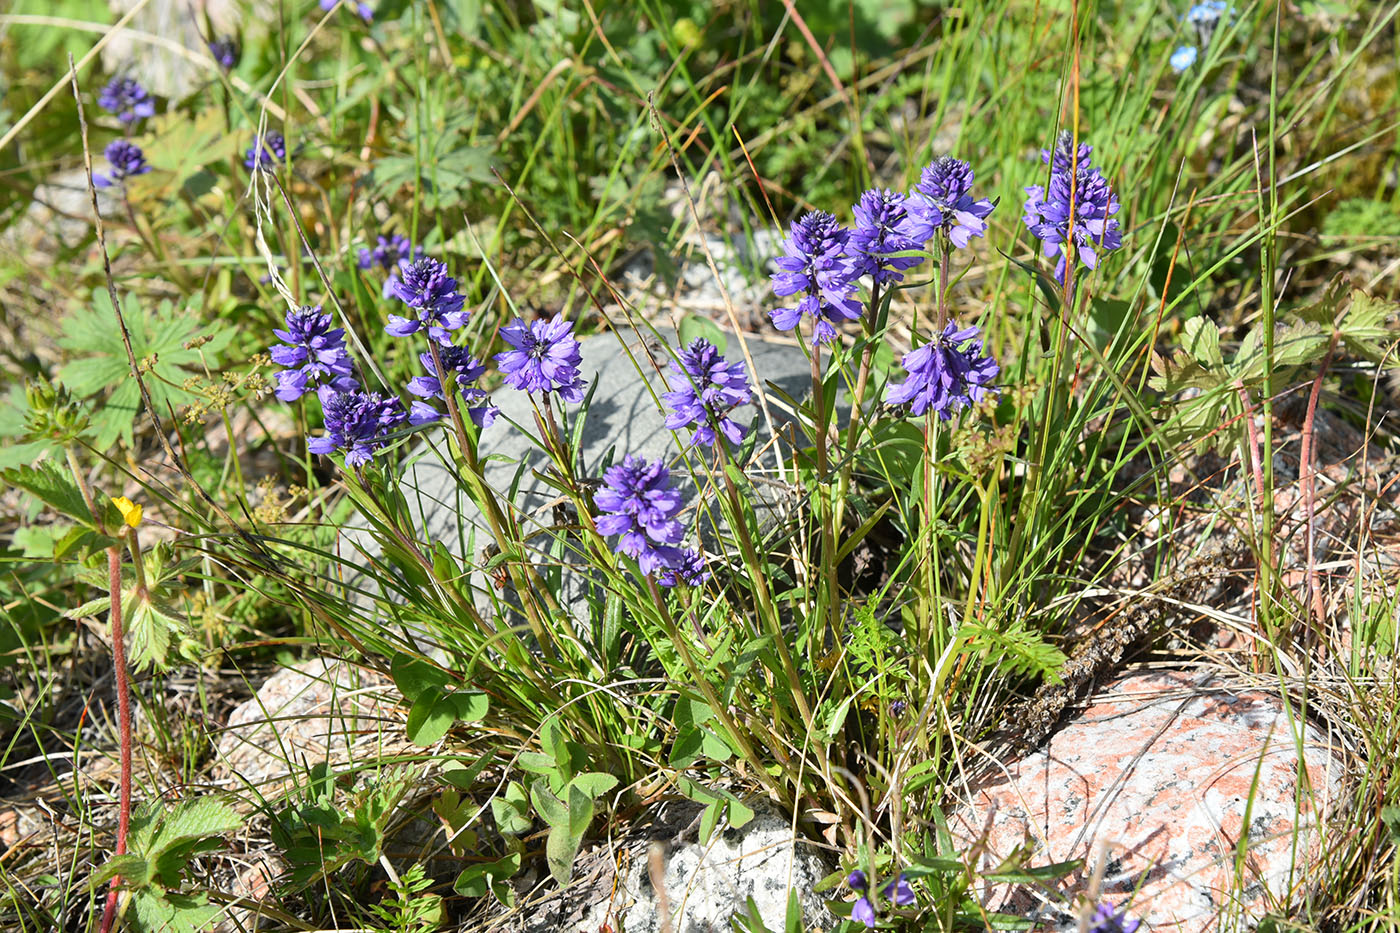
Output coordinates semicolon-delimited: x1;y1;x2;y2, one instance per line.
951;671;1344;932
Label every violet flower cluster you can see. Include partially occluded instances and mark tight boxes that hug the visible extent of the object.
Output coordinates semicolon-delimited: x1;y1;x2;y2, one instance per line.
594;454;703;584
245;132;288;172
661;338;752;447
359;234;424;273
906;156;997;249
94;140;151;189
407;345;497;428
847;869;915;928
269;305;359;401
885;322;999;420
385;258;468;344
770;210;863;345
98;76;155;125
770;155;994;343
495;317;587;404
1022;131;1122;284
308;390;433;467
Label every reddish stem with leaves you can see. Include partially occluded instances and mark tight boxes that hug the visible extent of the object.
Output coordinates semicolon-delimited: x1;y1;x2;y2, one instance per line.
98;543;132;933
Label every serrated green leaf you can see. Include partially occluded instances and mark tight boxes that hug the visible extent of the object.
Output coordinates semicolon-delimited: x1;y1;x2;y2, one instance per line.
2;462;97;528
129;888;221;933
1182;317;1223;368
89;853;150;889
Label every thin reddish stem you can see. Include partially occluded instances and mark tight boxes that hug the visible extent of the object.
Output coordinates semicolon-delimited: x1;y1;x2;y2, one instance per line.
1300;336;1339;639
98;544;132;933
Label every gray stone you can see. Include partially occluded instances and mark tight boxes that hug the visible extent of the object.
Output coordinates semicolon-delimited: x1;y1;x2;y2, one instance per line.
339;327;820;628
506;801;835;933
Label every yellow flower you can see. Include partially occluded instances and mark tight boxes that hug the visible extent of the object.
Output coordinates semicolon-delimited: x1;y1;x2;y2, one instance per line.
111;496;143;528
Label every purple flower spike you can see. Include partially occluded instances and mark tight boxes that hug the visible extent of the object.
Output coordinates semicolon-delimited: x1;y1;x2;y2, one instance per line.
848;188;926;284
885;321;999;420
309;388;415;466
384;258;468;345
1022;131;1123;284
244;131;288;172
98;77;155;125
661;338;752;447
269;305;359;402
594;454;688;577
906;156;996;250
358;234;424;272
495;316;587;403
207;36;240;70
770;210;863;345
1089;901;1140;933
407;345;497;428
94;140;151;189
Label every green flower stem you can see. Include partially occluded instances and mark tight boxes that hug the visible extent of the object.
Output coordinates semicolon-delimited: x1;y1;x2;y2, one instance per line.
808;339;841;641
424;341;568;666
832;280;885;545
644;577;789;807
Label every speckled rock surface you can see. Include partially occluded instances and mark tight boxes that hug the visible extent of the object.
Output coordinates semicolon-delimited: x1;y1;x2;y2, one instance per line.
950;671;1346;933
214;658;394;791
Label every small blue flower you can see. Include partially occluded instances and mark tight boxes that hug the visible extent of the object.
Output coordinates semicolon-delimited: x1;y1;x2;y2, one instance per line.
656;548;708;587
906;156;996;250
848;189;925;284
244;132;288;172
98;77;155;124
1088;901;1140;933
495;316;587;403
94;140;151;189
385;258;469;345
594;454;689;577
269;305;359;402
661;338;752;447
1170;45;1199;72
885;322;999;420
770;210;863;345
846;870;915;928
1186;1;1230;45
407;345;497;428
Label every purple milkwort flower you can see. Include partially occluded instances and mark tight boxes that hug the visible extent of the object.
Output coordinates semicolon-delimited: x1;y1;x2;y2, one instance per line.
385;258;468;344
319;0;374;20
885;321;999;420
1022;131;1122;284
207;36;240;70
847;869;915;928
269;305;359;401
97;76;155;124
495;316;587;404
309;388;430;466
656;548;709;587
848;188;925;284
906;156;996;250
770;210;863;345
358;234;424;272
94;140;151;189
244;131;288;172
594;454;688;577
661;338;752;447
407;345;498;428
1088;901;1140;933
